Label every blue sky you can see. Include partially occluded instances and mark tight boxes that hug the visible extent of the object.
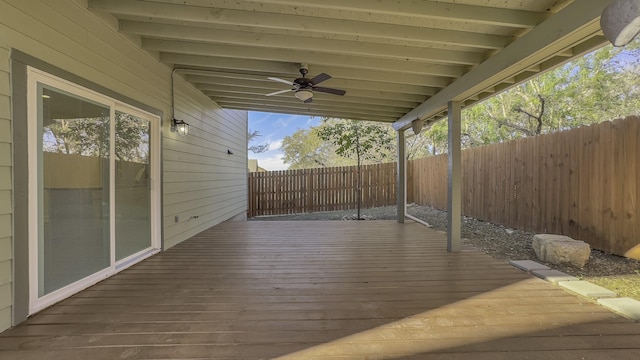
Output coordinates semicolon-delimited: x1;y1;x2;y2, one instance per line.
248;111;319;170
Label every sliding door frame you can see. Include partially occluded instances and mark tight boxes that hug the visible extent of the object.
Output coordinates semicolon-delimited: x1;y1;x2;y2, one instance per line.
26;67;161;314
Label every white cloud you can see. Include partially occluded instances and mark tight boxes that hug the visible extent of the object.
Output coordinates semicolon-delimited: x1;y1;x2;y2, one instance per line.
254;153;288;171
268;139;283;151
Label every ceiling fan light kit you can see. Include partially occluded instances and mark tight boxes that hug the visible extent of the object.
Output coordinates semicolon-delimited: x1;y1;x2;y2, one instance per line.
294;89;314;102
266;64;346;102
601;0;640;46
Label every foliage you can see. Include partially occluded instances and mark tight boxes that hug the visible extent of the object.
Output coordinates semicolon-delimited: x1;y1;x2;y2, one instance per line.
280;126;349;169
423;38;640;151
248;129;269;154
316;118;395;165
43;112;150;164
316;118;395;219
281;119;397;169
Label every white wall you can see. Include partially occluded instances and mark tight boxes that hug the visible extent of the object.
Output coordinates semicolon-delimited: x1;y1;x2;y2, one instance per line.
0;0;248;332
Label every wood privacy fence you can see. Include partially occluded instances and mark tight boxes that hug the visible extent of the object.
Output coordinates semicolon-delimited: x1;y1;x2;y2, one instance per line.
408;116;640;257
248;163;397;217
248;116;639;257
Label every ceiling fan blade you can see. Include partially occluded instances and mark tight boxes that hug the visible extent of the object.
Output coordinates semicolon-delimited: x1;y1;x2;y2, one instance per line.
309;73;331;85
265;89;293;96
268;77;296;86
313;86;346;96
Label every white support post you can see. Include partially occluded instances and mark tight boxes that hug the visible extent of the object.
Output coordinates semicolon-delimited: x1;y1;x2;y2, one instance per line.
397;129;406;223
447;101;462;252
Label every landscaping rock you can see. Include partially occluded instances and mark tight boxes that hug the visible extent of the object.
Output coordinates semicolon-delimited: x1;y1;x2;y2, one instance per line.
532;234;590;268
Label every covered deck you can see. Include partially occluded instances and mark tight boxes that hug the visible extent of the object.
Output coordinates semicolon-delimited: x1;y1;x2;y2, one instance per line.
1;220;639;359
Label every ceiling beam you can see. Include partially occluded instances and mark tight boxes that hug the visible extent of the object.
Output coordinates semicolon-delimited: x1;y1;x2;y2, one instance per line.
162;55;300;77
129;23;483;66
196;83;429;103
159;52;466;79
186;75;438;96
218;103;399;122
176;66;453;88
89;0;510;49
252;0;545;28
393;0;607;130
203;92;415;112
146;0;545;28
216;98;406;118
202;91;419;109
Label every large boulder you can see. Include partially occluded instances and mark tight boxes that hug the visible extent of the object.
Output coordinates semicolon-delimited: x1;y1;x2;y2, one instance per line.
532;234;590;268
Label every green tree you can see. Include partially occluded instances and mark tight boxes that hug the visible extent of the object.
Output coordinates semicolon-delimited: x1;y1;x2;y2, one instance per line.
317;118;395;219
280;127;345;169
422;38;640;152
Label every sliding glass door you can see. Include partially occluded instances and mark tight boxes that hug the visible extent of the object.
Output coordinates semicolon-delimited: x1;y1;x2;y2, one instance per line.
115;111;152;261
28;68;160;313
38;85;112;297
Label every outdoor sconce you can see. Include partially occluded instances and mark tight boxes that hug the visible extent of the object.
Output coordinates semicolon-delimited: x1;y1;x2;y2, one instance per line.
601;0;640;46
171;118;189;136
411;118;424;134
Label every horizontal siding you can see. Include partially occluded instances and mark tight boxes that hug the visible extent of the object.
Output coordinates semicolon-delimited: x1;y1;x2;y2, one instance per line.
0;191;10;215
0;282;10;330
0;144;10;166
0;261;10;285
0;236;10;262
163;76;248;249
0;0;169;108
0;0;248;238
0;120;10;145
0;0;248;330
0;40;10;333
0;307;8;330
0;283;10;311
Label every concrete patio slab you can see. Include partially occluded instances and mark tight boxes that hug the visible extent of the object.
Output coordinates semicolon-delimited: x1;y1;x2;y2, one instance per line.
532;269;579;284
597;298;640;320
559;280;617;298
510;260;551;272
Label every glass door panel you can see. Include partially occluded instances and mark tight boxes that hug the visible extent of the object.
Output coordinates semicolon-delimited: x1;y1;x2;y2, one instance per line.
115;111;152;261
38;85;111;296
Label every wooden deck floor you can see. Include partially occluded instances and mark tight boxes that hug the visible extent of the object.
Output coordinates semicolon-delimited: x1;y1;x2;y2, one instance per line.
1;220;640;359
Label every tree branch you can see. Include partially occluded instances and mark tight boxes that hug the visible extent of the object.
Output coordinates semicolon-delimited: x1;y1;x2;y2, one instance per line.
514;94;545;135
492;118;536;136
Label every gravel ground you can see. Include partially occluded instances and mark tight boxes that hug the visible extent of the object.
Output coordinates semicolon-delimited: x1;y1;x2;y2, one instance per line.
251;204;640;279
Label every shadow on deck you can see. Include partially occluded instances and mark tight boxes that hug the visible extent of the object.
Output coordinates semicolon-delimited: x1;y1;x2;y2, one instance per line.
1;221;639;359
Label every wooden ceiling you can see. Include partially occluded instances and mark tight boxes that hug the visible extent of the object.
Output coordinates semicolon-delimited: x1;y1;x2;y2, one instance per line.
88;0;610;128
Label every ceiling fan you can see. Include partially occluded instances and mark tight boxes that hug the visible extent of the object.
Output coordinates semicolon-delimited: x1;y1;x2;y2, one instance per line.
266;64;346;103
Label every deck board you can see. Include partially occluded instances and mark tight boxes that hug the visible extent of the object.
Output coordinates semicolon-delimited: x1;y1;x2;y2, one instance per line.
1;220;639;359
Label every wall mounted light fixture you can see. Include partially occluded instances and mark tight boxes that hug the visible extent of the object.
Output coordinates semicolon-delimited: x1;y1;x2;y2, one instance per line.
601;0;640;46
171;68;190;136
172;118;189;136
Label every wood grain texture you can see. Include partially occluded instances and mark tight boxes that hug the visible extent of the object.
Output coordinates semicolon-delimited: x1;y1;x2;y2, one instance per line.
248;163;397;217
0;220;638;359
406;116;640;257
